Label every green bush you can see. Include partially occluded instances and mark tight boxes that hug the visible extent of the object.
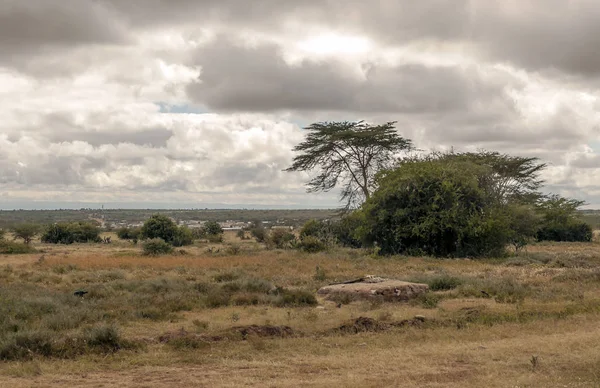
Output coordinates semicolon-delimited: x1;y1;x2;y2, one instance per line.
0;240;37;254
41;222;101;244
141;215;178;244
203;221;223;236
331;213;364;248
116;227;141;240
427;275;463;291
207;234;223;243
272;288;318;307
537;221;593;242
268;229;296;249
250;225;268;243
297;236;328;253
536;195;592;242
11;224;42;244
142;238;174;256
299;219;325;239
172;226;194;247
358;159;511;257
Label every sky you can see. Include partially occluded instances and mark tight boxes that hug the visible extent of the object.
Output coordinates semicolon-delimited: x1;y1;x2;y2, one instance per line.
2;0;600;209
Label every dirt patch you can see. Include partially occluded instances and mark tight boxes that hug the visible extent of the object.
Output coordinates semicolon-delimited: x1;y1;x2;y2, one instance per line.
335;317;390;333
231;324;296;339
333;316;430;334
158;325;296;345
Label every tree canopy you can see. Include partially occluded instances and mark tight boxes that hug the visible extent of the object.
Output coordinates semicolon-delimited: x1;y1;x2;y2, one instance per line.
285;120;413;210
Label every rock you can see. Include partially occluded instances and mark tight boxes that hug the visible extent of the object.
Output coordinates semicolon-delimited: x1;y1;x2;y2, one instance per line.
317;278;428;302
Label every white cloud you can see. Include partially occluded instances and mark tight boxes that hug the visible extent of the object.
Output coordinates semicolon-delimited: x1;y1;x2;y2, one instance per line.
3;1;600;208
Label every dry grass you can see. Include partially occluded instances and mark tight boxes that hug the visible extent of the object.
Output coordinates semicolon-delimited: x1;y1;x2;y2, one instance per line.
1;236;600;387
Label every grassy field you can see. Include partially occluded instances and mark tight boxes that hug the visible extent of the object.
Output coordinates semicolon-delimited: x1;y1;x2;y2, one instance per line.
1;232;600;387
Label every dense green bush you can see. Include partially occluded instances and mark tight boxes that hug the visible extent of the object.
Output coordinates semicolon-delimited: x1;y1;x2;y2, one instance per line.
203;221;223;236
116;227;141;241
331;213;364;248
142;238;174;255
536;195;593;242
297;236;328;253
41;222;101;244
537;221;593;242
358;159;512;257
141;215;178;243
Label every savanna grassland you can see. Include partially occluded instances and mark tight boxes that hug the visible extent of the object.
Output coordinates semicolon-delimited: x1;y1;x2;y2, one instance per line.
2;232;600;388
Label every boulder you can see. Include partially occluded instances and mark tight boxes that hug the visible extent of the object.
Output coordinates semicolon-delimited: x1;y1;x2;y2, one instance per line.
317;275;429;302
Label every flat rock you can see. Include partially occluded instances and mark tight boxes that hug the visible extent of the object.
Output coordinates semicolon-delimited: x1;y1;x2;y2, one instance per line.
317;278;429;302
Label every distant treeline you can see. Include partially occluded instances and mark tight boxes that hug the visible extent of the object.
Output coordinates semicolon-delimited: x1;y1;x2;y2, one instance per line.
0;209;338;229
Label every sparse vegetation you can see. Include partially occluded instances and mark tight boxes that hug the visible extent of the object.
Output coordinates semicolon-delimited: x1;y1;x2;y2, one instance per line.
142;238;174;255
0;234;599;386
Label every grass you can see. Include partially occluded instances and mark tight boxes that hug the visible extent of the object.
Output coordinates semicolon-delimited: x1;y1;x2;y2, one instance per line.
1;234;600;386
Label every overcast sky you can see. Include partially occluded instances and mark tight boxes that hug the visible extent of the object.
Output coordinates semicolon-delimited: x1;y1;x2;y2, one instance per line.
2;0;600;209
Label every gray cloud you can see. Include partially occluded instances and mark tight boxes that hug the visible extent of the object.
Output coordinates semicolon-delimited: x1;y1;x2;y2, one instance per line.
188;38;509;115
100;0;600;79
0;1;129;52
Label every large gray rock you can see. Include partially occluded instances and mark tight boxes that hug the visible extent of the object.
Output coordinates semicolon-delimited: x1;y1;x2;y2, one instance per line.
317;275;429;302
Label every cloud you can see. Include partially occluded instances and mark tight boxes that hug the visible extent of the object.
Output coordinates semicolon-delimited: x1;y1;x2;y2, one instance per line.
3;1;600;208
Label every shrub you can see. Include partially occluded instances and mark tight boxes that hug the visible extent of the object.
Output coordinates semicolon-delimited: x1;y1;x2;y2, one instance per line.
236;230;248;240
249;223;268;243
141;215;178;244
537;221;593;242
203;221;223;236
297;236;328;253
83;325;123;353
299;219;324;239
11;224;42;245
191;227;206;240
41;222;101;244
172;226;194;247
358;159;511;257
207;234;223;243
142;238;174;256
0;240;37;254
116;227;141;241
268;229;296;249
427;275;464;291
331;213;364;248
273;288;318;307
536;195;593;242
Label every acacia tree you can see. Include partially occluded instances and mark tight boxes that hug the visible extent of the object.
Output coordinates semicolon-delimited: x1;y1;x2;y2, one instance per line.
285;121;413;210
407;150;547;204
12;224;41;245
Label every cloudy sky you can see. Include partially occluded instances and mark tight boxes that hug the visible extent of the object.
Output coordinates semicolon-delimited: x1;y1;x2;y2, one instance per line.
2;0;600;209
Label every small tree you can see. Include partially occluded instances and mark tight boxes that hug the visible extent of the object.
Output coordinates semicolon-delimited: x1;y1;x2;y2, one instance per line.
142;238;174;256
285;120;413;210
172;226;194;247
268;229;296;249
249;221;267;243
11;224;41;245
116;227;141;241
506;204;540;251
141;215;178;244
203;221;223;236
536;195;592;242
